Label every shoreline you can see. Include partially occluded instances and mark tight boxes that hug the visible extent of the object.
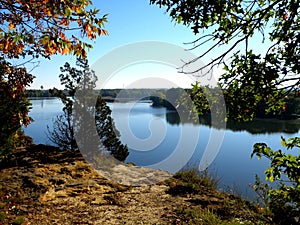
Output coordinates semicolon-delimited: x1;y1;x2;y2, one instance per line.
0;144;271;225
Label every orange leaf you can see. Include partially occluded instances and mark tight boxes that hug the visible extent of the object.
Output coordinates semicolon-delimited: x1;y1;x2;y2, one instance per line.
62;47;70;54
50;40;57;49
84;24;90;32
283;105;286;112
75;7;82;13
4;40;10;51
87;30;93;38
60;32;66;40
17;43;24;53
101;29;108;36
9;23;15;30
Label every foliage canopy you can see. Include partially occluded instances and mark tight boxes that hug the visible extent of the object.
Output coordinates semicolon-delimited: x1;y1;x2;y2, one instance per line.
0;0;108;59
150;0;300;120
0;0;107;157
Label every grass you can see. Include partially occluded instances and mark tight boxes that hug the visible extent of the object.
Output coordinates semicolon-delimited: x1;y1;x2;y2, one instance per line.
165;168;219;196
164;168;272;225
174;205;269;225
180;208;222;224
12;216;25;225
0;211;6;222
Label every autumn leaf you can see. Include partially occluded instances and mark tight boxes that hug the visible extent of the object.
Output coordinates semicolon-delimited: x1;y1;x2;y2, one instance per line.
60;32;66;40
61;47;70;54
101;29;108;36
17;43;24;53
75;7;82;13
60;19;70;26
1;1;108;58
9;23;15;30
84;24;90;32
87;30;94;39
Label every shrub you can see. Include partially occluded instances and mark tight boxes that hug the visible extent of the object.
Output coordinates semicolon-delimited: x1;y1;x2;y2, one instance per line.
251;137;300;224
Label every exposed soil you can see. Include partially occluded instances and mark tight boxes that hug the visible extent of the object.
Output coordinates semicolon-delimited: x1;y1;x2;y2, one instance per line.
0;145;271;225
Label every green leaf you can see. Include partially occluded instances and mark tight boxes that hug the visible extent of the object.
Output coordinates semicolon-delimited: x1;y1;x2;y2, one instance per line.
65;7;72;17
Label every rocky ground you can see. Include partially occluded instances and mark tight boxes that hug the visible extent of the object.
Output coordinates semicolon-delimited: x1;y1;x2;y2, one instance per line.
0;145;271;225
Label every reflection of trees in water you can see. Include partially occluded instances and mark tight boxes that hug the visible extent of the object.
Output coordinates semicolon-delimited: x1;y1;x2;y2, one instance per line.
166;111;300;134
166;111;195;125
225;119;300;134
166;111;180;125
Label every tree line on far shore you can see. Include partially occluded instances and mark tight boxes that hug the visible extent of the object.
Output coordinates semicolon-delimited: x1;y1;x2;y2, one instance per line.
26;87;300;119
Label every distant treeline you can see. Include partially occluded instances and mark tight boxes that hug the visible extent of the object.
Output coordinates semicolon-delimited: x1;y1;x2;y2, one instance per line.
25;88;189;101
25;88;175;99
26;88;300;119
26;89;61;98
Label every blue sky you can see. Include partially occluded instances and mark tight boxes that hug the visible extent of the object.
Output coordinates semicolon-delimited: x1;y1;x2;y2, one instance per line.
28;0;200;89
27;0;270;89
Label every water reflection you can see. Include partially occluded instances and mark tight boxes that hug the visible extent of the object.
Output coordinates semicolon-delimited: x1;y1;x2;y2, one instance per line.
166;111;300;134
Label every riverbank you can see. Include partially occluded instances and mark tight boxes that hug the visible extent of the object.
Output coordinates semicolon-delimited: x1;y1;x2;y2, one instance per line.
0;144;271;225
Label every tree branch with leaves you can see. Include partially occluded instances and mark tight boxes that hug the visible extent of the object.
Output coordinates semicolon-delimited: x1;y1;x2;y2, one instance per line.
150;0;300;120
0;0;108;161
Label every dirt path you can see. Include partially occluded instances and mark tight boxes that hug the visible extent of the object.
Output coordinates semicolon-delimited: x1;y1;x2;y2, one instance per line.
0;145;270;225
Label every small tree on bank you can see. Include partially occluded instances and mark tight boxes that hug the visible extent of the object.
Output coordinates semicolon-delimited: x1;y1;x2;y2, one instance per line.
48;58;129;162
0;58;34;161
